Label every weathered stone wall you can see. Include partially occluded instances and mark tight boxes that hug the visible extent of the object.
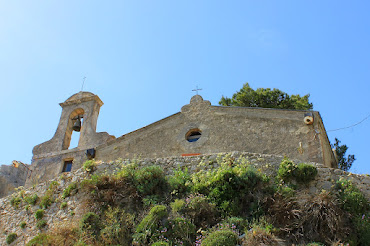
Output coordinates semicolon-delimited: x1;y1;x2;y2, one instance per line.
96;95;336;168
0;164;29;198
0;152;368;245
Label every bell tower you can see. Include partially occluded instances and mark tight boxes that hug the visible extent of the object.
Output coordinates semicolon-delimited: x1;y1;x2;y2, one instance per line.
29;91;114;186
32;91;113;157
58;92;103;150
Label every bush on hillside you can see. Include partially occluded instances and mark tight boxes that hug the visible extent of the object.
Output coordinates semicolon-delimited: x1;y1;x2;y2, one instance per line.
168;167;192;196
201;229;238;246
183;194;219;228
100;207;134;245
134;205;168;245
335;178;368;215
80;212;101;237
277;158;317;184
192;159;262;215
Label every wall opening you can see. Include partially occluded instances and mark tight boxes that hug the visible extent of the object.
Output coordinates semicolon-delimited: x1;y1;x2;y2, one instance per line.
62;108;85;150
62;160;73;172
69;118;83;149
186;128;202;142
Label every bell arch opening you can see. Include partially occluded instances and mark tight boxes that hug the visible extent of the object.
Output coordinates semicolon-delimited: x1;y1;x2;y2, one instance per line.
62;108;85;150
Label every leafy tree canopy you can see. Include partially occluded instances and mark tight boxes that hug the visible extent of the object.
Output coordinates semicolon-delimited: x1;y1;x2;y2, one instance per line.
219;83;313;110
331;138;356;172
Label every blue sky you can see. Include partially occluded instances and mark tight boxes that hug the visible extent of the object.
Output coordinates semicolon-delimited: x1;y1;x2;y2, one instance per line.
0;1;369;174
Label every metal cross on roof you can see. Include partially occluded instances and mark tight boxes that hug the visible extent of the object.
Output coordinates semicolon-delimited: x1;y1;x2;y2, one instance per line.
192;86;202;95
81;76;86;91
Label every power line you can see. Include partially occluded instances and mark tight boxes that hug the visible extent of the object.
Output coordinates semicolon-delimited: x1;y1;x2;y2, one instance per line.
327;113;370;132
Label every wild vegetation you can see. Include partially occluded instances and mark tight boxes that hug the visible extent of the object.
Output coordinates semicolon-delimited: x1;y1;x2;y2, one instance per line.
7;156;369;246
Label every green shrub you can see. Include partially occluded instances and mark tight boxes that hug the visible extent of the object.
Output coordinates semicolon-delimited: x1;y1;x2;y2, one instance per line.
26;233;50;246
192;161;262;215
24;194;39;205
62;182;77;199
143;195;161;207
100;207;134;245
39;194;52;209
10;196;22;208
352;213;370;246
36;220;47;229
48;181;59;190
136;205;168;233
60;202;67;209
201;230;238;246
183;194;219;228
277;158;317;184
335;178;368;214
134;205;168;244
224;217;247;231
20;221;27;229
277;184;296;197
295;163;318;183
83;160;97;173
80;212;101;237
134;165;168;196
166;216;196;245
306;243;325;246
34;209;44;220
171;199;186;213
6;233;17;244
152;241;169;246
168;167;191;196
277;157;297;182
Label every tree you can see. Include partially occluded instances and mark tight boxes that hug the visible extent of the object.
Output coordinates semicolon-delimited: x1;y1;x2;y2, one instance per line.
331;138;355;172
219;83;313;110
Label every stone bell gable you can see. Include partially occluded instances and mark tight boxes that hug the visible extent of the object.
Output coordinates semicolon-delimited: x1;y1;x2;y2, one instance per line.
27;92;336;186
27;92;114;186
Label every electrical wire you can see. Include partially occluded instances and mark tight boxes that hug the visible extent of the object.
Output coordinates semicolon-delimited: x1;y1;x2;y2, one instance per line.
327;113;370;132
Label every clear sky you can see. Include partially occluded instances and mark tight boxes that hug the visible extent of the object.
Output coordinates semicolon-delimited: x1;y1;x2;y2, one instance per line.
0;1;369;174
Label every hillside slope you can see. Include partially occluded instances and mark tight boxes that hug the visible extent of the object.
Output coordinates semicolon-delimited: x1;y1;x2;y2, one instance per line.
0;152;369;245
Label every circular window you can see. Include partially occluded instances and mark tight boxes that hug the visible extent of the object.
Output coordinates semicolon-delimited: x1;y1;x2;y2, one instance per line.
186;129;202;142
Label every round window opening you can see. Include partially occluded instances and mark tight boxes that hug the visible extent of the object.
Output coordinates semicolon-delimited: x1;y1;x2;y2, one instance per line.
186;129;202;142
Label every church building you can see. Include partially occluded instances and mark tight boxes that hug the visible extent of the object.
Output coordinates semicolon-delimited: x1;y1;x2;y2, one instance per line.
27;91;337;186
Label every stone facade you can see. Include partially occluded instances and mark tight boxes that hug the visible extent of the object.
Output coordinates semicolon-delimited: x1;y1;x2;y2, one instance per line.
0;152;369;245
0;164;29;198
26;91;336;186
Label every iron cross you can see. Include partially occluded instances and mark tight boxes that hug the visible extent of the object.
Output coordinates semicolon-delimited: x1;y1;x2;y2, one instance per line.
192;86;202;95
81;76;86;91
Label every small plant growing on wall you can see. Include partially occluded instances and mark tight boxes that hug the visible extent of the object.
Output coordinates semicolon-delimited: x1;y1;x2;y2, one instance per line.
83;160;97;173
60;202;67;209
10;196;22;209
277;157;317;184
62;182;77;199
24;194;39;205
20;221;27;229
36;220;47;229
6;233;17;244
35;209;45;220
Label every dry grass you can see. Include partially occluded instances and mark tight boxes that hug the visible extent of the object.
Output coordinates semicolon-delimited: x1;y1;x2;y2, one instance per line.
243;227;283;246
81;175;142;214
267;191;350;244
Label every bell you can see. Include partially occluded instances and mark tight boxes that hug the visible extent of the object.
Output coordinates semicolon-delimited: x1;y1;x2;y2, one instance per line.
72;117;81;132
